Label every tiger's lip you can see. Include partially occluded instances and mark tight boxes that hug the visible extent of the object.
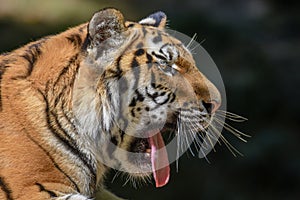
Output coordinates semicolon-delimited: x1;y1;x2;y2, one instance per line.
130;114;178;154
131;123;176;155
136;123;165;137
130;125;165;154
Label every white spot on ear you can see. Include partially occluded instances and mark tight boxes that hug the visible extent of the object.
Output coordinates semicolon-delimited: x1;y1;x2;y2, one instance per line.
139;18;156;25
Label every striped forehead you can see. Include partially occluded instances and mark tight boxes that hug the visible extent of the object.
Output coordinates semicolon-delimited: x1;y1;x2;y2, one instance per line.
140;27;174;47
127;25;189;55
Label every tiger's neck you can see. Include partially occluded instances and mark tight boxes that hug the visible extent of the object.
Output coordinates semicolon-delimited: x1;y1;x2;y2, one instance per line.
1;23;111;194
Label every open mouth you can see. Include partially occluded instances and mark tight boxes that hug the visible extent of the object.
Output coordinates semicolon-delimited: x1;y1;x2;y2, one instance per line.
129;115;208;188
130;127;172;188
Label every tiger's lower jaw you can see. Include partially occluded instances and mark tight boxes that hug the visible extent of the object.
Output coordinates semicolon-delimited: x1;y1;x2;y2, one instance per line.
125;128;171;188
120;115;213;187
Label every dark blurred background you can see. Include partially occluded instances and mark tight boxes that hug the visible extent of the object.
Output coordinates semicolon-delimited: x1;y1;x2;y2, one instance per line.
0;0;299;199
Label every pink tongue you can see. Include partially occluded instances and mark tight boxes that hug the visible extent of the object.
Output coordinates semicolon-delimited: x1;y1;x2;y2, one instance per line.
148;129;170;188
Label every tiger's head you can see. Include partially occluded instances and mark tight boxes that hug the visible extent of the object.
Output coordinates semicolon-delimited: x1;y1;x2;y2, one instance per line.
73;8;221;187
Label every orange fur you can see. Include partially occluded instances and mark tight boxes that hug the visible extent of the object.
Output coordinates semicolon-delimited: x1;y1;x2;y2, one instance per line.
0;8;221;200
0;24;96;199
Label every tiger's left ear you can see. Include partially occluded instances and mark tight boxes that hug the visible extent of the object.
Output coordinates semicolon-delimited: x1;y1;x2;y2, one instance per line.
88;8;126;44
139;11;167;28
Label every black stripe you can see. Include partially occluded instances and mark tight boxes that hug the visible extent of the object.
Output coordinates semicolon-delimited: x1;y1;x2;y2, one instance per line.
66;34;83;47
105;32;140;79
51;83;79;137
22;103;81;193
129;98;137;107
79;24;87;33
46;108;97;185
51;53;80;134
159;43;171;50
26;134;81;192
59;67;81;133
53;54;79;88
146;53;153;64
82;34;91;52
0;176;13;200
169;93;176;103
65;195;72;200
131;58;140;90
36;183;57;198
152;51;167;60
107;135;118;159
116;67;128;136
159;44;174;61
131;108;136;117
129;90;145;107
18;39;46;79
43;86;97;187
129;59;141;110
146;87;171;106
120;130;126;141
134;49;145;56
54;85;66;106
57;65;79;134
115;55;123;78
60;97;79;135
53;53;80;107
127;23;135;28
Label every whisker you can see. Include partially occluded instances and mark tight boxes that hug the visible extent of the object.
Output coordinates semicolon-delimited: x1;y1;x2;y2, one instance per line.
179;117;185;155
176;117;182;172
216;110;248;122
214;117;250;140
189;42;201;54
182;124;195;156
111;170;122;183
175;109;248;167
191;116;220;151
215;113;246;123
199;147;211;163
208;123;243;157
186;33;197;49
122;173;131;187
190;123;203;152
202;119;220;149
199;38;206;45
220;135;243;157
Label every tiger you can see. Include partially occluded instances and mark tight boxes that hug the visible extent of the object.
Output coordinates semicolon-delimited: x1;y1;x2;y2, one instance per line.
0;8;223;200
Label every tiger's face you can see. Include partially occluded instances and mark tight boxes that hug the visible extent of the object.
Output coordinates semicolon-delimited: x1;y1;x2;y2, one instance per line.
73;9;221;187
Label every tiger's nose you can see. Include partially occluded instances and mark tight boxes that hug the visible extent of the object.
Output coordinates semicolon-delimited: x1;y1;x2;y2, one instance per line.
202;99;221;114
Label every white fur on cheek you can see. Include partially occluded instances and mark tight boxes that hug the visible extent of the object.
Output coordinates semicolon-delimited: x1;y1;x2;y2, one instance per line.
72;60;103;140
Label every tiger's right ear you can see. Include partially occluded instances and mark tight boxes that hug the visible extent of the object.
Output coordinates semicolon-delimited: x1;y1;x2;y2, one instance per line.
88;8;126;44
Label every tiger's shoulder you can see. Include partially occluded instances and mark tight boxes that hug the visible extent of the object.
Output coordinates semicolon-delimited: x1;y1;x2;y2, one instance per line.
0;23;89;112
0;22;88;79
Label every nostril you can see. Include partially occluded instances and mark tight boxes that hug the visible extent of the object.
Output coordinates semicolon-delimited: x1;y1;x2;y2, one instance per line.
202;101;213;114
202;100;220;114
